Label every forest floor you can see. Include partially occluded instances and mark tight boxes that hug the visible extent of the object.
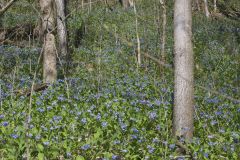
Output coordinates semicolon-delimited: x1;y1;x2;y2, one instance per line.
0;1;240;159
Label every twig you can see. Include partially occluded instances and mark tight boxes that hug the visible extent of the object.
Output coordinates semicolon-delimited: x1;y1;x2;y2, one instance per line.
0;0;18;16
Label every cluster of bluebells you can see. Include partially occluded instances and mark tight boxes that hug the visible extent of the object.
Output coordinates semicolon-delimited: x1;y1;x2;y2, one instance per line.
0;68;238;159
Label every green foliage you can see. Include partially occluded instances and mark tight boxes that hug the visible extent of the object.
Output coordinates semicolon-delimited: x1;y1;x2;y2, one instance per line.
1;0;38;27
0;0;239;159
218;0;240;20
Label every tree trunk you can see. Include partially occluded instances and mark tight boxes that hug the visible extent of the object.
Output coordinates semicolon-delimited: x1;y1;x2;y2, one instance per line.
133;2;141;67
173;0;194;140
214;0;217;13
40;0;57;83
203;0;210;18
55;0;68;59
160;0;166;62
120;0;133;9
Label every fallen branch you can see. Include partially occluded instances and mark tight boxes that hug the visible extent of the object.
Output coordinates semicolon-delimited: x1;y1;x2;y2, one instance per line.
143;52;172;68
0;0;18;16
174;141;194;159
14;83;49;97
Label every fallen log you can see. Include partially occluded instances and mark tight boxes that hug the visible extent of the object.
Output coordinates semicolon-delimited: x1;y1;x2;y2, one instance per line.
14;83;49;97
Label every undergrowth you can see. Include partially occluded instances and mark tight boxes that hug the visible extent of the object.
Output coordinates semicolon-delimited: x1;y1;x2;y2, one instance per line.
0;0;239;159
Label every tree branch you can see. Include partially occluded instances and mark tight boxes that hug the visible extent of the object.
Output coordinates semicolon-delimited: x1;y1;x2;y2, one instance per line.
0;0;18;16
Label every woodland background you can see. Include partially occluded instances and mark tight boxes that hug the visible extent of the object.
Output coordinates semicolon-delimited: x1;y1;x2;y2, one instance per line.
0;0;239;159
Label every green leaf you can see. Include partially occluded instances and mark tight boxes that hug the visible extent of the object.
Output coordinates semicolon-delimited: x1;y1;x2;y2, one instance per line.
37;144;44;152
38;153;44;160
76;155;85;160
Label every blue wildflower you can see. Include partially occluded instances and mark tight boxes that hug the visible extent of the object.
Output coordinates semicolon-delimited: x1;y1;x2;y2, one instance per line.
81;144;90;150
27;133;33;138
2;121;9;127
207;135;214;139
53;116;62;122
169;144;176;150
66;152;72;157
43;141;50;146
47;106;52;110
120;123;127;131
131;128;139;133
112;155;119;160
113;140;121;145
11;134;19;139
131;135;138;140
29;124;34;129
215;111;222;116
204;153;209;158
36;101;42;106
121;149;128;153
210;120;218;126
58;95;65;101
237;108;240;112
147;145;155;153
0;114;4;119
206;97;219;104
35;135;41;140
156;125;161;131
152;138;159;143
96;113;101;120
134;107;140;112
101;122;108;128
52;101;57;106
149;111;157;120
37;108;45;113
154;99;161;106
81;118;87;124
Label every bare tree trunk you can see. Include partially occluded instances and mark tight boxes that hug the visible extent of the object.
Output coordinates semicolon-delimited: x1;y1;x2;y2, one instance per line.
160;0;166;62
203;0;210;18
40;0;57;83
133;2;141;67
0;0;17;16
173;0;194;140
213;0;217;13
55;0;68;59
120;0;133;9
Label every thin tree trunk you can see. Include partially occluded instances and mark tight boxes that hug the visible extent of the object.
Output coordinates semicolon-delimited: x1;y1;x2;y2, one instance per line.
90;0;92;11
133;2;141;67
55;0;68;59
0;0;17;16
160;0;166;62
120;0;131;9
214;0;217;13
40;0;57;83
173;0;194;140
203;0;210;18
123;0;130;9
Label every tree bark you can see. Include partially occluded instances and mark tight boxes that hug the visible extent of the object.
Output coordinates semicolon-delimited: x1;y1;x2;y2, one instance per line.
40;0;57;83
203;0;210;18
173;0;194;140
55;0;68;59
0;0;17;16
214;0;217;13
160;0;166;62
120;0;133;9
133;2;141;67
